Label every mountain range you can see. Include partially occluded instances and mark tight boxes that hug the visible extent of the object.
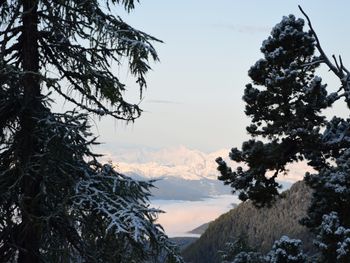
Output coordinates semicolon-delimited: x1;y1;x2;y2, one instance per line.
102;145;230;180
98;145;310;200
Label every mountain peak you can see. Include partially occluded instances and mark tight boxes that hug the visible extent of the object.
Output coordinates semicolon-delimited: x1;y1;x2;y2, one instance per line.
100;145;308;182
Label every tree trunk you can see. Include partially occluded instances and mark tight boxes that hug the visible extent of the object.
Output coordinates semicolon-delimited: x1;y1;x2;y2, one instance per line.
18;1;42;262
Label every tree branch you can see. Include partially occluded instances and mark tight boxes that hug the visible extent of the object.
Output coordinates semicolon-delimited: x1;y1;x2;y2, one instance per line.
298;5;343;79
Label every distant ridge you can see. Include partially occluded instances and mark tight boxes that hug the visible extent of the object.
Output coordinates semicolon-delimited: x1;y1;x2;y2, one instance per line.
112;146;231;180
188;222;211;235
182;181;314;263
101;146;307;182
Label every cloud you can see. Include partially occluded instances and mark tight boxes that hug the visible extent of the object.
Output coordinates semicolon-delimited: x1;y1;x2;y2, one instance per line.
146;99;183;105
153;195;240;236
210;24;271;34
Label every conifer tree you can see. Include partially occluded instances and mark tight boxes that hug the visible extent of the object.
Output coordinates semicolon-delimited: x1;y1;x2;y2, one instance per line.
231;236;307;263
0;1;182;262
216;6;350;262
219;235;252;263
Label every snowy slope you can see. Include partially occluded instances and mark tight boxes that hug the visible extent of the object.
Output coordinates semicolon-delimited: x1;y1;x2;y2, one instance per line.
103;146;232;181
101;145;309;183
96;145;312;200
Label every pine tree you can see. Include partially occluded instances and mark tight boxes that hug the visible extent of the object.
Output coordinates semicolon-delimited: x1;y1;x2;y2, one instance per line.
219;234;253;263
266;236;306;263
231;236;307;263
216;6;350;262
0;1;182;262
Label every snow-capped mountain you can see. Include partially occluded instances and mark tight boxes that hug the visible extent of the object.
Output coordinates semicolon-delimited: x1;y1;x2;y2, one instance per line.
97;145;310;200
102;145;232;181
100;145;308;183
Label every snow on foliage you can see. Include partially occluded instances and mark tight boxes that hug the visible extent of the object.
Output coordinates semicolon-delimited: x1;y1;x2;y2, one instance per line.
323;117;350;146
229;236;306;263
216;12;330;207
232;251;266;263
217;6;350;263
315;212;350;262
0;0;184;261
73;162;159;240
267;236;306;263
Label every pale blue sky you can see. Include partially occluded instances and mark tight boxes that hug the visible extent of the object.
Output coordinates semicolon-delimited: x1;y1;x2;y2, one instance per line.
86;1;350;152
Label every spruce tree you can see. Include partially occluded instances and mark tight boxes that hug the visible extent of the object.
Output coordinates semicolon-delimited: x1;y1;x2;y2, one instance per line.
216;6;350;262
0;1;182;262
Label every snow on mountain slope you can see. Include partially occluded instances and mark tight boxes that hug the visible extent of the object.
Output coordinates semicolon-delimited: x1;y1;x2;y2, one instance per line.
100;145;309;182
105;146;232;180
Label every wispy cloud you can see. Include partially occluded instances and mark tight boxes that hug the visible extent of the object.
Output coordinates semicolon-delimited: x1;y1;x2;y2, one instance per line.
210;24;271;34
146;99;183;105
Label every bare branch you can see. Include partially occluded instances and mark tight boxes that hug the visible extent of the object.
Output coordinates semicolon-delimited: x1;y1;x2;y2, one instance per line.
332;55;341;72
298;5;343;79
339;55;350;75
0;5;21;60
301;59;323;68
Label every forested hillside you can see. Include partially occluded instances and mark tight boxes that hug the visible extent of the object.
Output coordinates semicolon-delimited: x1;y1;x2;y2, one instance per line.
183;181;313;263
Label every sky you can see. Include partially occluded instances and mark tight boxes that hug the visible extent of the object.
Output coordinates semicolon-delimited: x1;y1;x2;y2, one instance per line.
63;1;350;153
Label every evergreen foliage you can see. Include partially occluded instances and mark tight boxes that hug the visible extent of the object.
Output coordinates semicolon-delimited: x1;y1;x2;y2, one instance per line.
314;212;350;263
231;251;265;263
266;236;306;263
0;1;182;262
219;235;254;263
232;236;307;263
183;181;313;263
216;6;350;262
